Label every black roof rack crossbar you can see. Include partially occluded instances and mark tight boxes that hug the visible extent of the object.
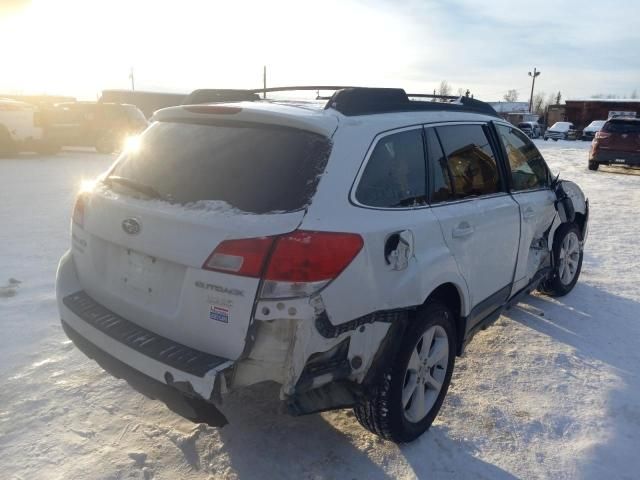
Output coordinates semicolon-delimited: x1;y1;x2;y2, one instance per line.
182;86;499;117
247;85;356;94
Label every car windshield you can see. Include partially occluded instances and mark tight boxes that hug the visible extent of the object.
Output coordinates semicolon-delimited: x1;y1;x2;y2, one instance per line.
108;120;332;214
602;120;640;134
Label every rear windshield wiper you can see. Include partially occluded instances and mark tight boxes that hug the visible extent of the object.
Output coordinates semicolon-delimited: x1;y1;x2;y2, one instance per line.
103;176;170;202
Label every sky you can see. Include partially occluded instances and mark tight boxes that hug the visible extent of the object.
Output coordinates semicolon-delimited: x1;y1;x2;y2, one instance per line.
0;0;638;102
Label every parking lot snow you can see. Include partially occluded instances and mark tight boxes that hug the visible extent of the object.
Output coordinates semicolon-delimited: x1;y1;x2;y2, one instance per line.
1;141;639;479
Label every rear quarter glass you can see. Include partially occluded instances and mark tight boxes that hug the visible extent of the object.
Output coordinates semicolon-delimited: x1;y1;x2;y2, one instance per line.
109;121;332;214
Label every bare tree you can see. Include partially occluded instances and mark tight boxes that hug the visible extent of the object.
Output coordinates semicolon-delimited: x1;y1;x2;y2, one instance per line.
532;91;547;116
631;89;638;99
503;89;519;102
555;91;562;104
437;80;451;97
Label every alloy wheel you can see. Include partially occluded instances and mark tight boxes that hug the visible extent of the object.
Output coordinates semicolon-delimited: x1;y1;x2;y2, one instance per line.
402;325;449;423
558;231;580;285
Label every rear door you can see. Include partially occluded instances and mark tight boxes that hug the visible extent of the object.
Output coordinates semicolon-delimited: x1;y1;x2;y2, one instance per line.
494;123;557;294
428;123;520;328
72;120;331;360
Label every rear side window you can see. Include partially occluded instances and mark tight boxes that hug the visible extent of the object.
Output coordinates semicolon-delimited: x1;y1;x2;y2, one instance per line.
496;124;549;191
603;120;640;134
425;127;453;203
355;128;426;208
110;121;331;214
436;124;501;198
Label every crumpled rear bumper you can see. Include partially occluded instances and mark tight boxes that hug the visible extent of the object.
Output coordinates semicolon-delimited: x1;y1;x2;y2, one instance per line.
56;251;233;404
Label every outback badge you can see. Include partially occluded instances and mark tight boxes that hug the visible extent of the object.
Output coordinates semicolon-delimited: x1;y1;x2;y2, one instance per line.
122;217;141;235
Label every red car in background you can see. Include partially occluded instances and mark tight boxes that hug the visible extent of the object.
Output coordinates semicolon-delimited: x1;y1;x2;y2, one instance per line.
589;117;640;170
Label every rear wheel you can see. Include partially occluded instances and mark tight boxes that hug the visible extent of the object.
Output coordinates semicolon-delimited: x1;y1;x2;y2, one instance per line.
36;139;61;155
539;223;583;297
95;134;117;154
354;301;456;443
588;161;599;171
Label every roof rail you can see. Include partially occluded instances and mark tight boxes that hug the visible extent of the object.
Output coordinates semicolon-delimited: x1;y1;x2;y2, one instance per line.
185;86;357;104
324;87;499;117
183;86;499;117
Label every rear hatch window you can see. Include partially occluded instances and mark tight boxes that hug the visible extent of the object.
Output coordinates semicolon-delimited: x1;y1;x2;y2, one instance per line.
109;121;332;214
602;120;640;134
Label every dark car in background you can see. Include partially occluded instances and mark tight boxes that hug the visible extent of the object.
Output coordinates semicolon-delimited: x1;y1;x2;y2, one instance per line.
517;121;541;139
581;120;606;141
589;117;640;170
45;102;148;153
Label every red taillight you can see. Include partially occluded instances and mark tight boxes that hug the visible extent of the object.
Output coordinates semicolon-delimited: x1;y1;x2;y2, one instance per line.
202;230;364;298
595;131;611;140
203;237;274;277
265;231;363;283
72;194;86;227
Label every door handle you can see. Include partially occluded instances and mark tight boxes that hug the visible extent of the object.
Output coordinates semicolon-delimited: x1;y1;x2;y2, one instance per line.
452;222;474;238
523;207;536;220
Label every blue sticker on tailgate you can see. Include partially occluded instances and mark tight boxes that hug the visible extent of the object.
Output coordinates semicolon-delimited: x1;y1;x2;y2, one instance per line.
209;305;230;323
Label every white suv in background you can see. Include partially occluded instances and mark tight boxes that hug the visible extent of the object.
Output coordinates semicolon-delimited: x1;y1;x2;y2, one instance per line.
0;98;59;155
56;87;589;443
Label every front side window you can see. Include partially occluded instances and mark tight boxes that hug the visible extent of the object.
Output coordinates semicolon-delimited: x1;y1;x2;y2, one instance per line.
436;124;501;198
496;124;549;191
355;128;426;208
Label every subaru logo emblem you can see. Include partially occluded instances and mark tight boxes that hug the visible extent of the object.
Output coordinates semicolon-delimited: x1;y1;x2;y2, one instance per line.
122;217;141;235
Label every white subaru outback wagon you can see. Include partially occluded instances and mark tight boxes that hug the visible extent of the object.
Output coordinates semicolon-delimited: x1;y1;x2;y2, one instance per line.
56;87;588;443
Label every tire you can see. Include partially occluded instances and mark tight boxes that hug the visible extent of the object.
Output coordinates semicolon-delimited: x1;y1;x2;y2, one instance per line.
354;301;456;443
553;138;558;142
544;137;548;141
588;161;599;171
36;140;61;155
95;134;116;154
539;223;583;297
0;125;17;157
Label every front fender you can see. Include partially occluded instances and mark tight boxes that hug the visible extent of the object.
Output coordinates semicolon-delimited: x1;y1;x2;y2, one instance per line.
549;180;588;248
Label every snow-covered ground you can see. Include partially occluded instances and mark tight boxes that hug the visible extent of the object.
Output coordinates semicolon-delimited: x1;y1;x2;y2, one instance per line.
1;141;639;479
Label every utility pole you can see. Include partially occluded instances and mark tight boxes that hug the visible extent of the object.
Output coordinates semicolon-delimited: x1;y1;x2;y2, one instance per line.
129;67;135;92
528;67;540;113
263;65;267;99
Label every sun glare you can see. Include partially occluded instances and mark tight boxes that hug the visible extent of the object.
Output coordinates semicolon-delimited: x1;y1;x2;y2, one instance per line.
123;135;142;154
79;178;97;193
